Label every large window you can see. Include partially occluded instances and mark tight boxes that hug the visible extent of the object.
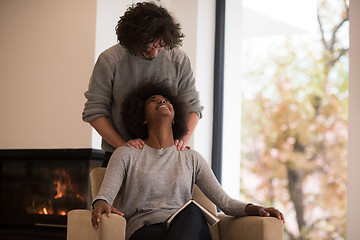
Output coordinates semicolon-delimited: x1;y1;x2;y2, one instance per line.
223;0;348;239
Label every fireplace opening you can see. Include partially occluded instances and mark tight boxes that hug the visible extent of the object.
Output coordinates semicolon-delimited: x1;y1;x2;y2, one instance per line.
0;149;103;240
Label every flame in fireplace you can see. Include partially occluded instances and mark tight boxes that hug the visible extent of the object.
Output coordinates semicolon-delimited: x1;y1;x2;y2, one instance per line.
28;200;55;215
26;168;87;216
59;211;67;216
53;169;70;199
43;207;48;215
54;180;63;199
53;168;85;202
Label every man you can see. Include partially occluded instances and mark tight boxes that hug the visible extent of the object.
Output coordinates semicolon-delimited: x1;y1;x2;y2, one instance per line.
82;2;203;166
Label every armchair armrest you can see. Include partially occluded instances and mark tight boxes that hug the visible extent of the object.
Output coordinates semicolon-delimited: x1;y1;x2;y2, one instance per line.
67;209;126;240
218;215;284;240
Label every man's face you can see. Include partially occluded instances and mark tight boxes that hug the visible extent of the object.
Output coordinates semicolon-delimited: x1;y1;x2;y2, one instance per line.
140;39;165;60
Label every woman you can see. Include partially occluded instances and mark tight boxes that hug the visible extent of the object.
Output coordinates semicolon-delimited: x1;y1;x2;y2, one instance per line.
91;82;285;240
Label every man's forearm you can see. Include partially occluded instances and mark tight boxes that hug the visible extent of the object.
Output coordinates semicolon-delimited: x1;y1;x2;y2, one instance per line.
89;117;126;148
182;112;199;143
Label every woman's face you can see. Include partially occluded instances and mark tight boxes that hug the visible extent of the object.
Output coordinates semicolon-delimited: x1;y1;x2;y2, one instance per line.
144;95;175;123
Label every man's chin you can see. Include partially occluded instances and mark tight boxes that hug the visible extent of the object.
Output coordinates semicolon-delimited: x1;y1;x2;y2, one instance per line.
136;52;156;60
140;53;155;61
143;56;155;61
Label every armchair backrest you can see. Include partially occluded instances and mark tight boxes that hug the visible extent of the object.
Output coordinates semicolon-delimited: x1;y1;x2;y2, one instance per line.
90;167;105;199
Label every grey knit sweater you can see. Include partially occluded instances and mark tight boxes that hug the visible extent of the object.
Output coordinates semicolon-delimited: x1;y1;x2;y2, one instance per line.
94;145;248;240
82;44;204;152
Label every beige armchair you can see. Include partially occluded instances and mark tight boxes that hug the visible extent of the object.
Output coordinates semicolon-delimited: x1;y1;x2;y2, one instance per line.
67;167;284;240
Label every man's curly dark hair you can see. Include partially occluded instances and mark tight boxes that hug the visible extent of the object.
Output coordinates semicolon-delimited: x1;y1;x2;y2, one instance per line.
115;1;184;55
121;81;189;140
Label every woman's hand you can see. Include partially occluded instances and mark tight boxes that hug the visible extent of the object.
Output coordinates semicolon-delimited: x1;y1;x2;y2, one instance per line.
260;207;285;223
174;139;191;151
91;200;124;229
245;204;285;224
124;138;145;149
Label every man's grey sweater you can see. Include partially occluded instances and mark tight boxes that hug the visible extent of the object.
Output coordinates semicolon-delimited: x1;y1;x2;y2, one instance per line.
95;145;248;240
82;44;203;152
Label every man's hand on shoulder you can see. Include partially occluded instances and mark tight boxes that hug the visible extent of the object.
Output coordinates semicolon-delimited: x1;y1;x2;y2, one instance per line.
124;139;145;149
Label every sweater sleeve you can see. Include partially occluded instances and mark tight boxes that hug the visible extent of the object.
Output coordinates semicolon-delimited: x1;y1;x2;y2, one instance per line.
82;51;115;122
93;147;127;205
177;52;204;118
193;151;248;216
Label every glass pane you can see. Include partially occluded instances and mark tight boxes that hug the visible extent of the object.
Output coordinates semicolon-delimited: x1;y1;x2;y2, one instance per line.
0;158;91;226
238;0;348;239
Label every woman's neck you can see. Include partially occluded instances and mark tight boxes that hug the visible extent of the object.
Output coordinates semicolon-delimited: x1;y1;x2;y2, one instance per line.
145;124;174;149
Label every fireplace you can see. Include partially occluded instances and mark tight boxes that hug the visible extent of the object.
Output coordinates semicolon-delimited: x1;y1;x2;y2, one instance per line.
0;149;104;240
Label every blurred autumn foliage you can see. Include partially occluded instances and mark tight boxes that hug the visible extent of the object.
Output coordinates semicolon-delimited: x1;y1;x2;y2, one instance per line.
240;0;348;239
